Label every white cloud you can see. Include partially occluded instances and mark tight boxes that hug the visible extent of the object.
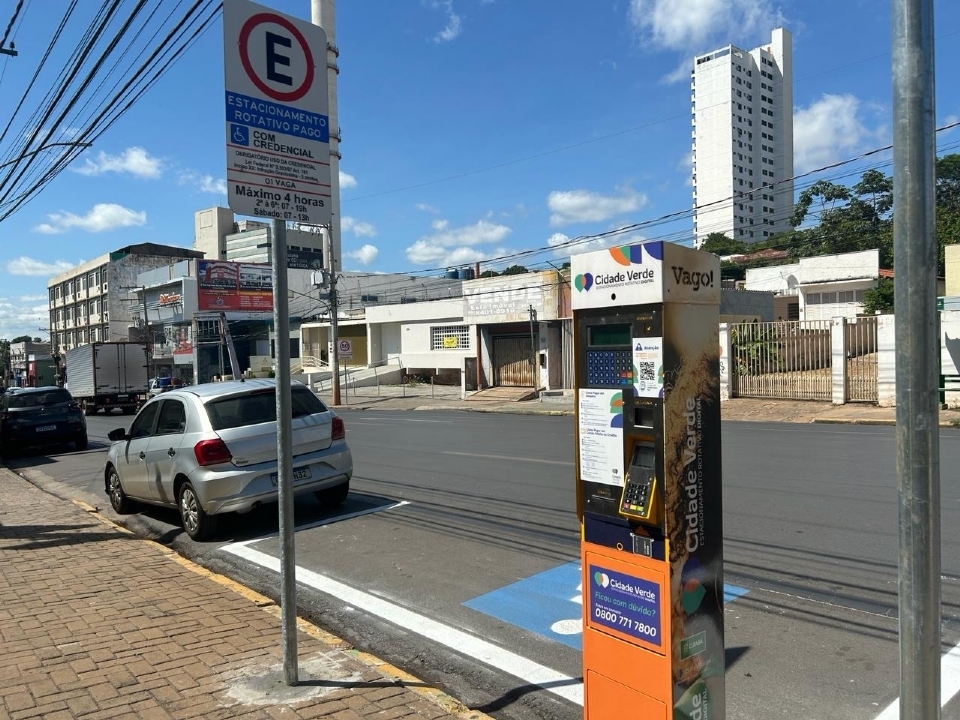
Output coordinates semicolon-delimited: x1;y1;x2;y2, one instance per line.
794;94;881;173
339;170;358;189
33;203;147;234
73;147;162;179
0;297;52;340
546;227;645;259
415;203;440;213
7;257;75;276
628;0;781;53
341;216;377;237
406;243;511;266
346;244;379;265
431;0;462;42
178;171;227;195
405;217;512;265
18;294;47;302
547;187;647;227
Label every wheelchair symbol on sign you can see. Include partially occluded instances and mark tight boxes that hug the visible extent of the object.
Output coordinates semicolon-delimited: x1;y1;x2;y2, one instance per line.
231;124;249;146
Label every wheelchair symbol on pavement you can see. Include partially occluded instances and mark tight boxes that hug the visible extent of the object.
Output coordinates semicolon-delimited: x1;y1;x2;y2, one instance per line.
231;124;249;146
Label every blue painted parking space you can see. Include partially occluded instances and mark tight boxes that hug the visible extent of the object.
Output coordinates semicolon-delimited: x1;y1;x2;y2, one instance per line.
464;561;749;651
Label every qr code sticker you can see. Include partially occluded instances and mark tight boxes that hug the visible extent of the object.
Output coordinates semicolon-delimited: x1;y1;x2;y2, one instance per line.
637;362;656;382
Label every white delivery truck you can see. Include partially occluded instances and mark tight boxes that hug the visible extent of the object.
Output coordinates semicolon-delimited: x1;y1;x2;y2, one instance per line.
65;342;150;416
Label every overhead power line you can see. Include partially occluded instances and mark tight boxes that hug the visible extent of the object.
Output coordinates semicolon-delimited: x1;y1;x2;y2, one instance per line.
0;0;223;222
0;0;24;49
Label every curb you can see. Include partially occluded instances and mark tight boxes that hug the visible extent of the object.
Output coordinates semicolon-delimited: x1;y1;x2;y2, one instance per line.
330;403;575;416
812;417;959;427
8;476;493;720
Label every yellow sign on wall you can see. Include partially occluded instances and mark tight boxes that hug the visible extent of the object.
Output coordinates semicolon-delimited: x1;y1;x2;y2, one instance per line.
442;336;459;348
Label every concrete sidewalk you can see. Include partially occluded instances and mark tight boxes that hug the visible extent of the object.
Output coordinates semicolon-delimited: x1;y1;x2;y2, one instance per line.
0;468;490;720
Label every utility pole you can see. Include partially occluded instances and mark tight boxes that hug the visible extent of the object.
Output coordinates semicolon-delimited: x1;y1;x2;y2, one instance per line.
311;0;341;275
528;305;538;399
322;227;341;405
892;1;940;719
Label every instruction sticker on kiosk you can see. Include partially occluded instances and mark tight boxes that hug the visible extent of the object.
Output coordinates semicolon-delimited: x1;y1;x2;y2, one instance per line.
588;565;661;646
578;389;625;486
633;336;663;398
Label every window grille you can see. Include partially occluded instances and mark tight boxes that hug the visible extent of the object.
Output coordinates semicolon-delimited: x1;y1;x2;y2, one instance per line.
431;325;470;350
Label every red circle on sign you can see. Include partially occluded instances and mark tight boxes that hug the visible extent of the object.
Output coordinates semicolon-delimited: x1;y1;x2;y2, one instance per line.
238;12;315;103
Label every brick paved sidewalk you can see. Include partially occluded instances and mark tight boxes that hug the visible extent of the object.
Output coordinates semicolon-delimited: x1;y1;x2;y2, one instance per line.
0;469;490;720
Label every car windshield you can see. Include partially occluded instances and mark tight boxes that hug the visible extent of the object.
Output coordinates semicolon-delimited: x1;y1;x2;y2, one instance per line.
204;387;327;431
8;390;73;408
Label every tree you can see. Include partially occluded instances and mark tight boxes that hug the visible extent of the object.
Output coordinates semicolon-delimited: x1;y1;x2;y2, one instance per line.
701;232;747;256
478;270;500;278
501;265;528;276
862;279;894;315
11;335;33;343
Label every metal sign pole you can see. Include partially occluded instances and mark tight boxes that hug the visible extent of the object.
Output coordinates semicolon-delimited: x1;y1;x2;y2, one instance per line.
892;0;940;717
271;219;298;685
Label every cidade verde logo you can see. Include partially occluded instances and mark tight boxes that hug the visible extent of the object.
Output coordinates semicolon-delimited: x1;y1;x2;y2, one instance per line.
608;242;663;266
593;571;610;588
574;273;594;292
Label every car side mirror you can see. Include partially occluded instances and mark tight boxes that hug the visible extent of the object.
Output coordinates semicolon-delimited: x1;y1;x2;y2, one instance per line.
108;428;128;442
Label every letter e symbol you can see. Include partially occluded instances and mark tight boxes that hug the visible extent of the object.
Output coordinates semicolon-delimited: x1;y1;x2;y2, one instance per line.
266;31;293;86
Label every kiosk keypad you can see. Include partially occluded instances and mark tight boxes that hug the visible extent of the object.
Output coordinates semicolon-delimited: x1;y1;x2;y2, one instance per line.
586;349;634;386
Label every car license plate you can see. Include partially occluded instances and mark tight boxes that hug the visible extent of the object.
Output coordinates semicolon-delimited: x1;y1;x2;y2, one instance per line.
270;467;312;486
36;425;56;432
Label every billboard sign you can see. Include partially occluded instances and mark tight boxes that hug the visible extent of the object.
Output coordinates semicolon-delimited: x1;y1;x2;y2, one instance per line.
198;260;273;312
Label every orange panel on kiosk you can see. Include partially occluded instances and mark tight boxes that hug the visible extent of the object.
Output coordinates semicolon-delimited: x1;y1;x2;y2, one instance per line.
572;241;725;720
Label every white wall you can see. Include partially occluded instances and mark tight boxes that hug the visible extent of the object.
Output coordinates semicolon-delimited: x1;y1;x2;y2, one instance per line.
365;298;464;324
745;263;801;293
801;280;875;320
381;323;401;360
395;320;473;370
800;249;879;284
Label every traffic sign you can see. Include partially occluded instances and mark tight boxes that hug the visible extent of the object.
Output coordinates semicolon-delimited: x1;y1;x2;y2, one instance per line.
338;339;353;359
223;0;331;225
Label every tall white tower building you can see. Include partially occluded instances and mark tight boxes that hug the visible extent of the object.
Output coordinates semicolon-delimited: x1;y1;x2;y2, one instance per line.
691;28;793;246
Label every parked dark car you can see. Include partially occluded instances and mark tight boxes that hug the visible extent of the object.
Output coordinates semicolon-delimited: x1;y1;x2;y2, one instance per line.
0;386;88;457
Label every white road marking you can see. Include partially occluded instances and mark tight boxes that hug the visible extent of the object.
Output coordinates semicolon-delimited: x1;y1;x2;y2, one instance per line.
220;543;584;706
440;450;573;467
226;501;411;545
874;642;960;719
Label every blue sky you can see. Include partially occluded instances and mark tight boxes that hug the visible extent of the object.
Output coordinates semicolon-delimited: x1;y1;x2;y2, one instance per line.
1;0;960;339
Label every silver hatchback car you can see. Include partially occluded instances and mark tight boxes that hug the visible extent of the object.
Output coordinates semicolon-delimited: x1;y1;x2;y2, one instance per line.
104;379;352;540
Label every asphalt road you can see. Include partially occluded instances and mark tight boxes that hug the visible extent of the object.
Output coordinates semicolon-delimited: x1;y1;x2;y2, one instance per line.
6;410;960;720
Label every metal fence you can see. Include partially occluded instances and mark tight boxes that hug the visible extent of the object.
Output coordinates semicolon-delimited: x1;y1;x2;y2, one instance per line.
731;320;833;401
845;316;878;403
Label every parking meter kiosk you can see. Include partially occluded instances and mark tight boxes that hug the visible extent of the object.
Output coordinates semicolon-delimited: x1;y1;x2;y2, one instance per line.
573;241;724;720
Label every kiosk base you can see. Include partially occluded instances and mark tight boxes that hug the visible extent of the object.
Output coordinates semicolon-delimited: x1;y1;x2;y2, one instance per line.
582;541;672;719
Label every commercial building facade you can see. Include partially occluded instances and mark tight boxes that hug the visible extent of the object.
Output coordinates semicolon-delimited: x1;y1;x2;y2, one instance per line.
692;28;794;245
47;243;204;355
193;207;326;269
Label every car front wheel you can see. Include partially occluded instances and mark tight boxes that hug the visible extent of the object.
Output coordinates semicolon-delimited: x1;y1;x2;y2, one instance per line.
179;481;217;541
107;467;132;514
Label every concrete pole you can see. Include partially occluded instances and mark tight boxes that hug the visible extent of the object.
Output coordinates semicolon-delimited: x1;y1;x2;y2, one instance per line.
891;0;941;718
311;0;341;274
